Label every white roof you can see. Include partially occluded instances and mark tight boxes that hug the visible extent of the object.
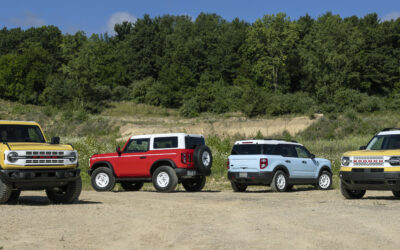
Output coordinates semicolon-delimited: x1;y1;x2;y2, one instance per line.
377;130;400;135
130;133;203;139
234;139;302;146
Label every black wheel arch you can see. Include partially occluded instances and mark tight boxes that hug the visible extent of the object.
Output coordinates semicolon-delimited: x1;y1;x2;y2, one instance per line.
90;161;116;176
150;159;177;176
273;165;290;177
318;166;332;176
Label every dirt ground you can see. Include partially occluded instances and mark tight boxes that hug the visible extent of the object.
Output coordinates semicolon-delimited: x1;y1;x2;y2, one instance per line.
1;188;399;250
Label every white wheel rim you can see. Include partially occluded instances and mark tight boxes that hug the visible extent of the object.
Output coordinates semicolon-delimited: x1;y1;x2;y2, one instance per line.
202;151;210;166
95;173;109;188
319;174;330;189
157;172;170;188
277;174;286;190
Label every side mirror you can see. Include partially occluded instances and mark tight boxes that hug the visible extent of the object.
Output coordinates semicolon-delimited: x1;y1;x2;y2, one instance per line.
116;146;122;155
359;146;366;150
310;154;315;159
50;136;60;144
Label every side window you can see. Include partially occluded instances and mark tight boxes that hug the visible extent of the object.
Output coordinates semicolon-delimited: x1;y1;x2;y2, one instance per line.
125;139;150;153
275;144;297;157
295;146;310;158
262;144;277;155
153;137;178;149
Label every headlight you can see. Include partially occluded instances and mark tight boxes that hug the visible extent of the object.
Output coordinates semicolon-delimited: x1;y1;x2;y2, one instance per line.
68;151;77;162
388;156;400;166
341;156;350;166
7;152;19;163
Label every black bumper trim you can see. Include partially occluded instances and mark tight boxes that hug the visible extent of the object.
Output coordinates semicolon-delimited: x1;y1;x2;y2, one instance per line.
175;168;211;177
340;171;400;191
228;171;273;185
0;169;81;184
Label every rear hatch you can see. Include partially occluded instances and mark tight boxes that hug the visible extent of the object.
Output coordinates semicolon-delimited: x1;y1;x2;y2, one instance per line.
229;144;263;171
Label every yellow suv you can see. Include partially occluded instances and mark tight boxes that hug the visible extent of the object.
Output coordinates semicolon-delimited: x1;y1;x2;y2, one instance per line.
340;128;400;199
0;120;81;204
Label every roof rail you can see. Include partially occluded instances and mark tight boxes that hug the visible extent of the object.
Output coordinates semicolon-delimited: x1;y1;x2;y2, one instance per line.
381;128;400;132
239;138;298;143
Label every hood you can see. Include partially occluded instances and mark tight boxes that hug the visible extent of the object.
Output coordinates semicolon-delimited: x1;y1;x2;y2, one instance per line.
90;152;119;159
3;142;73;151
343;149;400;157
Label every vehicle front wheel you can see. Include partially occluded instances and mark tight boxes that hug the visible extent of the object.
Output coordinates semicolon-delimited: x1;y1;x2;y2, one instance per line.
271;170;288;192
46;178;82;204
392;191;400;198
91;167;116;192
182;176;206;192
121;182;144;191
340;180;366;199
0;178;12;204
231;181;247;192
152;166;178;193
317;171;332;190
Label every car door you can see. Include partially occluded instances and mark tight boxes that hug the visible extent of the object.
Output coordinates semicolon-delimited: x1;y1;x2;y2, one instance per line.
118;138;150;177
274;144;297;176
294;145;317;178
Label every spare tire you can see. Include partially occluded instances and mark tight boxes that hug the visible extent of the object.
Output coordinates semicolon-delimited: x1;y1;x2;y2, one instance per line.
193;145;213;174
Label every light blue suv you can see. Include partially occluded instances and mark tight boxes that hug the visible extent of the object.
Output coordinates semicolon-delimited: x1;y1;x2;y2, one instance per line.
227;139;332;192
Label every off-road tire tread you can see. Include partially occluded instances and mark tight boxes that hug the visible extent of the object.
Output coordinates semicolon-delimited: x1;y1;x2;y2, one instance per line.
152;166;178;193
182;176;206;192
46;177;82;204
91;167;116;192
271;170;288;192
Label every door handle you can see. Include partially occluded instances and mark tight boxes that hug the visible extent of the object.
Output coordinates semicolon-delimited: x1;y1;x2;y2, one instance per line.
285;160;291;163
140;156;146;159
302;161;307;164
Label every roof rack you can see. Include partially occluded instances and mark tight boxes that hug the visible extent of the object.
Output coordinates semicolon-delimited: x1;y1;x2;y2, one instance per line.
240;138;298;143
381;128;400;132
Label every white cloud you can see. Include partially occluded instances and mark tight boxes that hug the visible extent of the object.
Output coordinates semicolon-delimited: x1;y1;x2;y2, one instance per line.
10;11;45;27
383;11;400;21
107;12;137;34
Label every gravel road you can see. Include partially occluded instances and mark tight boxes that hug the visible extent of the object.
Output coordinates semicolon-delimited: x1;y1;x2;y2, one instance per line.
1;188;399;250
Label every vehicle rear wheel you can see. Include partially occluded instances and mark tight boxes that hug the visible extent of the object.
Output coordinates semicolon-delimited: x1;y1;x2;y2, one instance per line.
317;171;332;190
231;181;247;192
392;191;400;198
193;145;213;174
121;182;144;191
8;189;21;203
182;176;206;192
340;180;366;199
0;178;12;204
271;170;288;192
152;166;178;193
91;167;116;191
46;178;82;204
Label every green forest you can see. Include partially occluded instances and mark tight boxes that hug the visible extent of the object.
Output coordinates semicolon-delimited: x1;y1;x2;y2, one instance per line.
0;12;399;117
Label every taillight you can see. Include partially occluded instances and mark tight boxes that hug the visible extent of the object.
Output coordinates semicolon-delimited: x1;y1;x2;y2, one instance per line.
227;159;230;169
260;158;268;169
181;153;187;164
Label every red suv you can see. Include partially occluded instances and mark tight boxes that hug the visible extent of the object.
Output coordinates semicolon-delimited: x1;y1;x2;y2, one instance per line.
88;133;213;192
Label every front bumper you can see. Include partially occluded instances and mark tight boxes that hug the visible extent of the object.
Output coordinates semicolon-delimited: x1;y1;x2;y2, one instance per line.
228;171;273;185
340;169;400;191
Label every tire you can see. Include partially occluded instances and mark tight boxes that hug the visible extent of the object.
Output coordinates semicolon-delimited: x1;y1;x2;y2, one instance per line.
8;189;21;203
392;191;400;198
271;170;288;192
317;171;332;190
46;177;82;204
231;181;247;192
182;176;206;192
152;166;178;193
193;145;213;174
91;167;116;191
340;180;366;199
0;178;12;204
121;182;144;191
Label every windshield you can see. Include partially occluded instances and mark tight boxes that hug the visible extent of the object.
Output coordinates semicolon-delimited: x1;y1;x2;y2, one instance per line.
0;125;46;143
366;135;400;150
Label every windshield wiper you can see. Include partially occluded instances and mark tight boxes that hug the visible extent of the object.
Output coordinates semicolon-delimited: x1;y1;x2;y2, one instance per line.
1;139;11;150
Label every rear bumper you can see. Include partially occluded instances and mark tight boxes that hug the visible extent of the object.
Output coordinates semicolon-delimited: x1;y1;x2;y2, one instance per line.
340;170;400;191
175;168;211;177
228;171;273;185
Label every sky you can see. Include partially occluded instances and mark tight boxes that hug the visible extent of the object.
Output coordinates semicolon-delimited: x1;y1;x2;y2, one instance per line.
1;0;400;35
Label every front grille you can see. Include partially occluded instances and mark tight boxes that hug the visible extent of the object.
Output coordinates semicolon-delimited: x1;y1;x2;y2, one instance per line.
11;151;70;166
353;156;384;166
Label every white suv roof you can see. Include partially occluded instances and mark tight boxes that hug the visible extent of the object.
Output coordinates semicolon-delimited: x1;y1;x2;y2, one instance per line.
234;139;302;146
377;129;400;136
130;133;203;139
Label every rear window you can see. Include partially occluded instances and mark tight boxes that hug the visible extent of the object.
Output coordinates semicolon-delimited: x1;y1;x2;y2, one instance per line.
154;137;178;149
231;144;262;155
185;136;205;149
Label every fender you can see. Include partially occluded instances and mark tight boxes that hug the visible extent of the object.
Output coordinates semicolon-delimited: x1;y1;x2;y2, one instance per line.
150;159;177;175
319;166;332;176
89;161;116;176
273;164;290;177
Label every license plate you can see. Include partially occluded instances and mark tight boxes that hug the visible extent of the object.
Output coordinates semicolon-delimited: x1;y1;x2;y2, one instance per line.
239;172;247;178
187;170;196;176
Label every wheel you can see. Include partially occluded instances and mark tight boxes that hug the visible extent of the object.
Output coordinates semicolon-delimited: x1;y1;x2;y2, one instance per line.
231;181;247;192
317;171;332;190
340;180;366;199
182;176;206;192
271;170;288;192
0;178;12;204
193;145;213;174
121;182;144;191
152;166;178;192
91;167;116;191
46;178;82;204
8;189;21;203
392;191;400;198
